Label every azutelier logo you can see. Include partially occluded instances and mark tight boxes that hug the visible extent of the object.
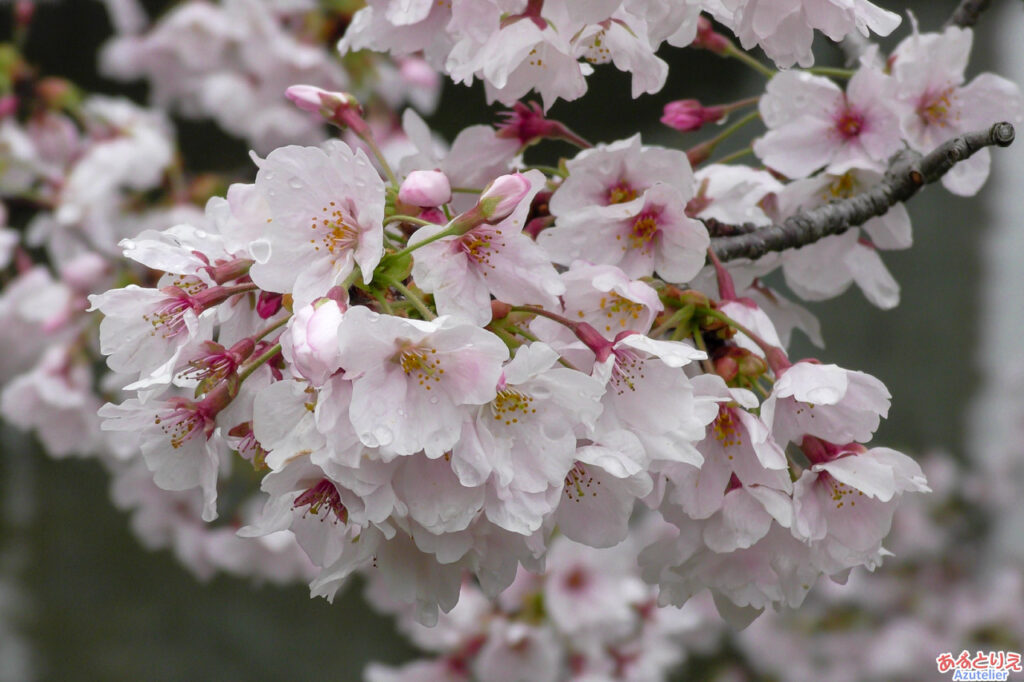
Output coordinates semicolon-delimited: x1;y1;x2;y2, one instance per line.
936;651;1023;681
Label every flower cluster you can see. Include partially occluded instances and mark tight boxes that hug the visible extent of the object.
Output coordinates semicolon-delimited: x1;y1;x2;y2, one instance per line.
341;0;902;107
365;528;711;682
101;0;440;152
82;79;946;624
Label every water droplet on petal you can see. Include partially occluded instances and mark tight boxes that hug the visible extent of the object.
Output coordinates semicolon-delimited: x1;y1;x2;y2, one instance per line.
194;230;207;239
289;178;304;190
429;396;439;405
122;239;135;250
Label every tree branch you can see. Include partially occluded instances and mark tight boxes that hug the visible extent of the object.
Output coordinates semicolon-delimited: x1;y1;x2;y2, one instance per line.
710;122;1016;263
945;0;993;28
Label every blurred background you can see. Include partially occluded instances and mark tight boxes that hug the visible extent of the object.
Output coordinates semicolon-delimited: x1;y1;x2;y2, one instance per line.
0;0;1021;679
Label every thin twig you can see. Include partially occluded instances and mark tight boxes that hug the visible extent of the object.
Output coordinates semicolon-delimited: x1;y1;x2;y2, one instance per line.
945;0;993;28
710;122;1016;262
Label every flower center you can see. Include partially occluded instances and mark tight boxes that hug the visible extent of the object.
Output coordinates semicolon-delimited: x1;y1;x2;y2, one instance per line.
396;344;443;390
834;109;865;140
918;87;956;127
294;478;348;523
459;229;504;271
154;399;205;450
142;291;195;339
609;348;644;395
713;407;742;451
824;172;859;200
607;181;638;205
310;201;359;260
563;566;590;591
491;388;536;425
621;212;660;252
582;29;611;64
563;462;599;501
824;474;864;510
592;293;644;334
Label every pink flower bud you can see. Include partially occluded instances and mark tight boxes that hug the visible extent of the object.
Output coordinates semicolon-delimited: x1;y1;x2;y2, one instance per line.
398;170;452;207
694;17;731;54
478;173;532;222
285;85;351;114
284;85;367;134
661;100;725;132
288;298;345;386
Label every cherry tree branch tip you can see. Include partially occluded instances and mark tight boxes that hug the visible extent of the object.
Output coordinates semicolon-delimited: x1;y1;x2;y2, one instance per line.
710;122;1015;263
945;0;994;28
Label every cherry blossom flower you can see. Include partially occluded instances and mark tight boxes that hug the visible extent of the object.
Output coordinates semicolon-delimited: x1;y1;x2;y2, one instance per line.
754;63;903;178
335;307;509;457
890;25;1024;196
410;171;563;325
761;361;892;447
248;140;385;308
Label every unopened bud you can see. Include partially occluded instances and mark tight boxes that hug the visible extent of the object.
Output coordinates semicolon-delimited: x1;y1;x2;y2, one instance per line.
285;85;367;134
479;173;532;222
694;17;732;55
737;353;767;378
398;170;452;208
491;300;512;320
661;99;725;133
286;84;356;114
289;298;346;386
714;355;739;381
675;289;711;309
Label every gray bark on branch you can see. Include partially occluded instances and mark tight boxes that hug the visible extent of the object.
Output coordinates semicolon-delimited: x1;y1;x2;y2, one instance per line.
710;122;1016;263
945;0;993;28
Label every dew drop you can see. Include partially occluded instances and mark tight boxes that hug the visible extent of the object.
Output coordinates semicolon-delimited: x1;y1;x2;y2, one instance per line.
194;230;208;239
121;239;135;250
289;178;304;190
429;396;439;405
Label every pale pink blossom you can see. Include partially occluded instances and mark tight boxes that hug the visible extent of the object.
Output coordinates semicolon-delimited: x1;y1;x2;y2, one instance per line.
754;64;903;178
891;26;1024;196
335;307;509;457
248;140;385;308
706;0;900;69
761;361;891;446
